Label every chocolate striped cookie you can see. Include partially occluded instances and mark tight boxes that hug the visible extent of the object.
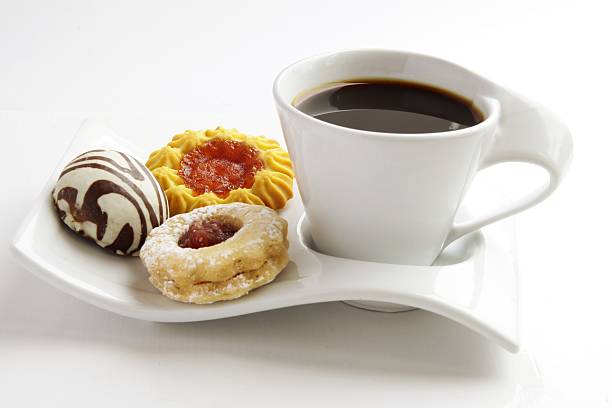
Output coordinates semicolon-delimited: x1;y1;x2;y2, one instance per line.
52;149;169;256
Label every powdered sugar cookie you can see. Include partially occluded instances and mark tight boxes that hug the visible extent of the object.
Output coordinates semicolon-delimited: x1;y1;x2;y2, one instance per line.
139;203;288;304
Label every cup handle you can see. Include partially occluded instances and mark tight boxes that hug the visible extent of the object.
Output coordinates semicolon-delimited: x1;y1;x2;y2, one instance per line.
444;101;573;246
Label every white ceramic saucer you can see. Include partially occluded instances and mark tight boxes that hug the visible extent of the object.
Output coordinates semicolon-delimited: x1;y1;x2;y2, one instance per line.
11;120;519;353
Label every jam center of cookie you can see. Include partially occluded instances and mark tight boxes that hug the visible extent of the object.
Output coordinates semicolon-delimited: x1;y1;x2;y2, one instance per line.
179;139;264;197
178;218;240;249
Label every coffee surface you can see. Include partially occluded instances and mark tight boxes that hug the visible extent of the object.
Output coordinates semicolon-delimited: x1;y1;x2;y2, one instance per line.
294;79;482;133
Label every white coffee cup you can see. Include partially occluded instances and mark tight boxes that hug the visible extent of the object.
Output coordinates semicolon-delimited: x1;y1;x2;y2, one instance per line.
273;49;572;265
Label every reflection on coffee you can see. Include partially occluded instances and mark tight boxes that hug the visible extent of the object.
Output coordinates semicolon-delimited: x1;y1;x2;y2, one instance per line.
294;79;483;134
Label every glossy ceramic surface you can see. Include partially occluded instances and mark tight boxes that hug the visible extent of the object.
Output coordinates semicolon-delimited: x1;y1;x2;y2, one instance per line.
274;50;573;265
11;120;520;353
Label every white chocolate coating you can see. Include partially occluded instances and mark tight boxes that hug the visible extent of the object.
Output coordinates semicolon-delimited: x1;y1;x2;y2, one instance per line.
52;149;169;256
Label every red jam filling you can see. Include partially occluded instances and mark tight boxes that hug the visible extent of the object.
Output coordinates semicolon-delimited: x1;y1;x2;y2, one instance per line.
178;219;240;249
179;139;264;197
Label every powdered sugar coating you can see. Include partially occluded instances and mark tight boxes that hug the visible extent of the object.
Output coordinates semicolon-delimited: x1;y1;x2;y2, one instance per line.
139;203;289;303
149;255;288;304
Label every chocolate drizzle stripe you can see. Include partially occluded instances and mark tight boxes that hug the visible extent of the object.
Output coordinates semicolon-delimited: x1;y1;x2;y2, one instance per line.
117;151;146;181
60;163;160;229
107;219;137;255
132;156;167;221
66;151;166;221
55;180;147;255
67;149;108;165
68;154;144;181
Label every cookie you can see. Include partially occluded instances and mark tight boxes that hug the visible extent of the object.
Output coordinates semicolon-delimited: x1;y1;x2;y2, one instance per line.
52;149;169;256
146;127;294;215
140;203;289;303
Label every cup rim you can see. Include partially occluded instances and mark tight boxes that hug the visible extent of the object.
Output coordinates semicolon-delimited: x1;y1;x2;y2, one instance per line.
272;48;500;141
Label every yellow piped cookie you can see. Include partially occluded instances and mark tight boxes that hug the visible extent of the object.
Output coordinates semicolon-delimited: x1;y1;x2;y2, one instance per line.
147;146;182;170
147;127;294;215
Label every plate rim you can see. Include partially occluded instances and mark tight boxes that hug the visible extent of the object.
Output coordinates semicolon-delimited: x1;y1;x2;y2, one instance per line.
10;119;520;353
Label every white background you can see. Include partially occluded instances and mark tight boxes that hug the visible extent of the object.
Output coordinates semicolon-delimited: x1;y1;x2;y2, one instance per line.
1;0;611;406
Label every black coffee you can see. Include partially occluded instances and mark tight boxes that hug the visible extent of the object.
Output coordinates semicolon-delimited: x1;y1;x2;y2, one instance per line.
294;79;482;133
